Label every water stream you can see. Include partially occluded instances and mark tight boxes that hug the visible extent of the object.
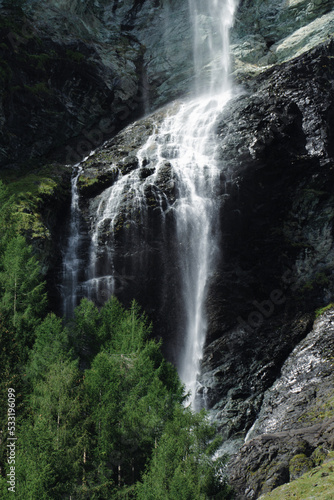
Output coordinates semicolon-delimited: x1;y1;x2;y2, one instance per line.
62;166;82;318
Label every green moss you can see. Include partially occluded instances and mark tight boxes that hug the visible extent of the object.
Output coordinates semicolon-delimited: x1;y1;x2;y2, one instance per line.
82;150;114;167
0;165;70;241
311;447;329;467
27;52;53;70
77;175;99;190
289;454;314;481
298;392;334;424
315;303;334;318
24;82;52;95
302;188;327;197
259;456;334;499
300;273;331;295
77;168;118;196
300;281;314;292
65;49;85;63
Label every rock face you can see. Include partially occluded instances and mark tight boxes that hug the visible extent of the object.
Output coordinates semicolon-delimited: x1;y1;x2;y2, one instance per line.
232;0;334;79
200;37;334;420
0;0;193;169
66;104;187;362
199;39;334;495
228;307;334;498
1;0;333;168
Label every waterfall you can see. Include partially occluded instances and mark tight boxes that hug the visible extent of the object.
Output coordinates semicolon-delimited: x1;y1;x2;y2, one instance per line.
62;0;237;409
62;166;82;318
175;0;237;408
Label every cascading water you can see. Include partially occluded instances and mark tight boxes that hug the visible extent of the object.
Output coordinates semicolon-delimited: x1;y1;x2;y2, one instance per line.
62;166;82;318
174;0;237;408
62;0;237;409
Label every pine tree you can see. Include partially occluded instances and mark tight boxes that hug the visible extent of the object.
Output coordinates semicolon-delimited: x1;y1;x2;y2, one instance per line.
16;359;84;499
0;181;15;254
0;235;47;350
83;296;184;493
26;313;69;384
136;407;233;500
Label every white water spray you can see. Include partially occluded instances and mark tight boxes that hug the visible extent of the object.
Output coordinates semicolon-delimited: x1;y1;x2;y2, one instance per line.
62;166;82;318
176;0;237;408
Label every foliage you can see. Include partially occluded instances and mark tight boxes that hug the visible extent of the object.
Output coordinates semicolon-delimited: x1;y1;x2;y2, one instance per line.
136;406;232;500
0;235;47;348
0;295;231;498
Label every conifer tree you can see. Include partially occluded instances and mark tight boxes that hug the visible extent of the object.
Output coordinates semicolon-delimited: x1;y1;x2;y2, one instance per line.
136;407;233;500
0;235;46;350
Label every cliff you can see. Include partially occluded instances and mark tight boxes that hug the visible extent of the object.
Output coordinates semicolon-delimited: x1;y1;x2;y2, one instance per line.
1;0;334;498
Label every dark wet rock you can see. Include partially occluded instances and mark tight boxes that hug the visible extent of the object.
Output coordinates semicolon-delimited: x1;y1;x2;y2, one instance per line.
192;40;334;495
62;40;334;399
77;114;157;197
77;167;119;198
202;39;334;407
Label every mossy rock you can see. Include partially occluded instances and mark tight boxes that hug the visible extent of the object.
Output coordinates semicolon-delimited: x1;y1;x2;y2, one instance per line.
117;155;139;175
316;303;334;318
259;455;334;499
289;453;314;481
77;168;118;197
0;164;71;267
311;446;329;467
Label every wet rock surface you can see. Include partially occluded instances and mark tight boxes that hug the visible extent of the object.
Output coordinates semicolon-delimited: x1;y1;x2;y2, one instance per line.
67;41;334;432
228;308;334;499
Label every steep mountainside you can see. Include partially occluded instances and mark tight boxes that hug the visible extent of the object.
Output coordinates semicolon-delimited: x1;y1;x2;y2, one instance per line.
1;0;334;498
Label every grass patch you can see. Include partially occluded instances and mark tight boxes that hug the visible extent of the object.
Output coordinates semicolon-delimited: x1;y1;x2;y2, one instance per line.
259;455;334;499
298;394;334;424
315;303;334;318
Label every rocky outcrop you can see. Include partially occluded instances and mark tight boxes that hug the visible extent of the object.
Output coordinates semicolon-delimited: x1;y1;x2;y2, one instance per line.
1;0;333;169
0;6;147;168
197;39;334;496
65;103;183;360
64;37;334;412
232;0;334;79
228;307;334;498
